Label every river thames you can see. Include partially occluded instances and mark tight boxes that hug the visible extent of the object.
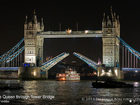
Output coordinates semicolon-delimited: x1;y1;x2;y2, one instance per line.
0;80;140;105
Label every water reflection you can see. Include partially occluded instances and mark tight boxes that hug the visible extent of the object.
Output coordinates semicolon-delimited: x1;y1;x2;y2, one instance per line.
0;80;140;105
134;82;139;87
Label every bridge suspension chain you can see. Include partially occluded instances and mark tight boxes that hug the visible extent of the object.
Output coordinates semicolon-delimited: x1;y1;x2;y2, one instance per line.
118;36;140;68
0;38;24;67
0;38;24;62
117;36;140;60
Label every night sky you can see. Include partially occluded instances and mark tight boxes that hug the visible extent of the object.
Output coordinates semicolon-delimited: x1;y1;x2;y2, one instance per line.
0;1;140;63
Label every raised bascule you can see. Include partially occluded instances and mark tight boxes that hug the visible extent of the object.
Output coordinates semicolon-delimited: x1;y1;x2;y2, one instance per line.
0;8;139;79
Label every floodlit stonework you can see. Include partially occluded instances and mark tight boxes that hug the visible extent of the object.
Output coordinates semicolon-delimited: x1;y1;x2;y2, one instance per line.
102;7;120;67
24;12;44;66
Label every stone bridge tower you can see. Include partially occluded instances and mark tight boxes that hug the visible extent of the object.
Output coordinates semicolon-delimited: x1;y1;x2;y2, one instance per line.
102;7;120;67
24;11;44;66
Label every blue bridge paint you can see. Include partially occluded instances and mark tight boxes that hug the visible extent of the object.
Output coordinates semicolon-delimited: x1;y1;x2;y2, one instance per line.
122;68;140;71
0;67;19;71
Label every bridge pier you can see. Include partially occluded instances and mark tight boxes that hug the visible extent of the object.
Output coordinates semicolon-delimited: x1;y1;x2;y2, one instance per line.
97;67;123;79
18;67;48;80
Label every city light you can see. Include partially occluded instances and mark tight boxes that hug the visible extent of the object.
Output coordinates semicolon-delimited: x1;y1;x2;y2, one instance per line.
66;29;72;34
106;70;112;76
100;69;105;76
85;30;88;34
135;70;138;73
109;70;111;73
134;82;139;87
33;71;37;76
115;69;118;76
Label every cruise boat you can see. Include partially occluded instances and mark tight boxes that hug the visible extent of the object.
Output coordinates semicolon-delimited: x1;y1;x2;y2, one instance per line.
56;73;66;81
56;68;80;81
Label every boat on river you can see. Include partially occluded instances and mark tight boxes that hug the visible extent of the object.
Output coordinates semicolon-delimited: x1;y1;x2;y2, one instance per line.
56;68;80;81
92;76;134;88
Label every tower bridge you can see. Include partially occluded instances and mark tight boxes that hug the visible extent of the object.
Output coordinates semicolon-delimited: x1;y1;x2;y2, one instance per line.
24;8;120;68
0;8;139;79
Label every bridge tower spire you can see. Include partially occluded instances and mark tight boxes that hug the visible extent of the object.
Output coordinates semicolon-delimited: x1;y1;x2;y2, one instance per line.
102;13;106;28
40;18;44;31
33;9;37;24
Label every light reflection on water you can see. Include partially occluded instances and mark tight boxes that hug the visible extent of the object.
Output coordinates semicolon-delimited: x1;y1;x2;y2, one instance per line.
0;80;140;105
